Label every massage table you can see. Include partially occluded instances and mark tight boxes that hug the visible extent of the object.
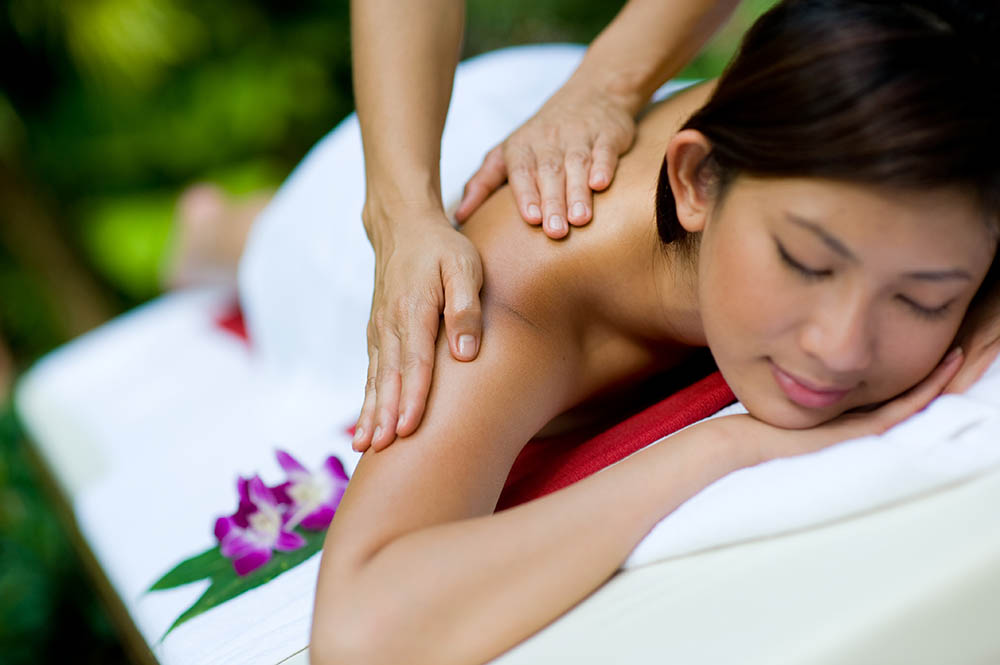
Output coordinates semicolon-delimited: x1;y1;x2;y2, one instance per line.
16;45;1000;665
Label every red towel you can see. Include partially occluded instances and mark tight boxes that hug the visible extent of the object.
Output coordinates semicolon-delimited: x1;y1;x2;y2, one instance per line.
215;302;736;511
496;372;735;510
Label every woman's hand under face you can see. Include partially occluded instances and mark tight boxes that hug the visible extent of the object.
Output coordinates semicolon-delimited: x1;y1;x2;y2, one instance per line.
723;345;965;467
453;76;636;238
945;281;1000;395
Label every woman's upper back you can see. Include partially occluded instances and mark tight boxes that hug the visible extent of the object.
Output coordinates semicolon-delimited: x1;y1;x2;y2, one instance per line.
457;82;717;410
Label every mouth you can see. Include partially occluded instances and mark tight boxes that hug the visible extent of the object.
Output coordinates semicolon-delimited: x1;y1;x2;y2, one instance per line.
769;359;854;409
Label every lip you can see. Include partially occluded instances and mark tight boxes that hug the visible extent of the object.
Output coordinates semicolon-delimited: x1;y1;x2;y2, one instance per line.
769;360;853;409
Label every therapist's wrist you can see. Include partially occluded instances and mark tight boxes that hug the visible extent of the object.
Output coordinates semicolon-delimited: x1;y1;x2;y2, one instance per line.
361;191;450;250
573;47;662;118
565;65;647;119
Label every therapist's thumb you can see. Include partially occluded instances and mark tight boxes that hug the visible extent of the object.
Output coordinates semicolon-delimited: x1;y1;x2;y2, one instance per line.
442;253;484;362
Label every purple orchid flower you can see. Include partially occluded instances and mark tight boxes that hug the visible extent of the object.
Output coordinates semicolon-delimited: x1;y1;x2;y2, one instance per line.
271;450;349;531
214;476;306;576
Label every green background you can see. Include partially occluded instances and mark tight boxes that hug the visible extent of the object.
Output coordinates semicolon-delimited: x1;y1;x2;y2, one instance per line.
0;0;776;661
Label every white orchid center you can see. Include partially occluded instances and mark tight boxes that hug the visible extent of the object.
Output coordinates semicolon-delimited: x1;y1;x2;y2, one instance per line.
287;474;332;511
248;504;282;543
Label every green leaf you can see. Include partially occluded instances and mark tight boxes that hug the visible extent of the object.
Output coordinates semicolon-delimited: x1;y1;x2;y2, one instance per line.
147;546;229;591
156;527;327;641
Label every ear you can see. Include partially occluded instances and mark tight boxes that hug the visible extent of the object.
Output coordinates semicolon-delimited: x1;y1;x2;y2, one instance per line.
666;129;715;234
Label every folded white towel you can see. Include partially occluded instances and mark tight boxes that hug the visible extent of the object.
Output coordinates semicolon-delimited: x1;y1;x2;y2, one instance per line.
625;358;1000;568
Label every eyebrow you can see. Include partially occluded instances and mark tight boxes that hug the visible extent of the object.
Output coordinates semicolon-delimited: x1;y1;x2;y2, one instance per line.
786;213;857;261
784;212;972;281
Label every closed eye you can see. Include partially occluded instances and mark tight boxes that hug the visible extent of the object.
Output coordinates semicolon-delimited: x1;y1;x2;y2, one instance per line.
897;295;953;319
776;239;832;279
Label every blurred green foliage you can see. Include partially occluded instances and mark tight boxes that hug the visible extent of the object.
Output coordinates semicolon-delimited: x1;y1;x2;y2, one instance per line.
1;0;775;304
0;0;776;662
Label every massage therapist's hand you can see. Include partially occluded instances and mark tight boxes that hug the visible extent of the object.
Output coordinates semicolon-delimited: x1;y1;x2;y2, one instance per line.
722;346;965;466
453;78;636;238
354;205;483;453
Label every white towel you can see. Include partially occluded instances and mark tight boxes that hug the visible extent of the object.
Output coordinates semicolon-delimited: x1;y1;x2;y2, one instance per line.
625;360;1000;568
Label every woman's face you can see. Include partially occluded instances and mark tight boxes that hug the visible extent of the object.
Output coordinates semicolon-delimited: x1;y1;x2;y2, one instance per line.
698;176;996;428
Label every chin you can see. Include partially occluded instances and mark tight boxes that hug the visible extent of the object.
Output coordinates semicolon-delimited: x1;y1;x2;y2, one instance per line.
738;390;845;430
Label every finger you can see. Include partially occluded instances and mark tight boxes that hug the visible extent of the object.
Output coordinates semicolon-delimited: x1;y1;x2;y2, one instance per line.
370;323;403;452
442;253;484;363
455;147;507;223
945;337;1000;394
353;334;379;452
536;149;568;238
396;303;439;438
589;140;621;191
505;146;543;224
564;149;593;226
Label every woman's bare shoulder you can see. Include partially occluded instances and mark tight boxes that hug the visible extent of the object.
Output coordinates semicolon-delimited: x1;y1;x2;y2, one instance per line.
460;188;593;330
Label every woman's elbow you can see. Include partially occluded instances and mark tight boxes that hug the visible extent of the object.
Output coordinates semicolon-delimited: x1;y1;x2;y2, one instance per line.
309;592;395;665
309;564;419;665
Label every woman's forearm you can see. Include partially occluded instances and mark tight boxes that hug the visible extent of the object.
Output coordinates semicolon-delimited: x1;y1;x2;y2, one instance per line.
311;420;752;665
578;0;741;115
350;0;464;232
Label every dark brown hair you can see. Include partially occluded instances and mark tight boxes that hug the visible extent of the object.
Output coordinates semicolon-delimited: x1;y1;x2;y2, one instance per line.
655;0;1000;248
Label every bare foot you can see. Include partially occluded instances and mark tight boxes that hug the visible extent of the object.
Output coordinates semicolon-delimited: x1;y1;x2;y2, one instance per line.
162;183;272;290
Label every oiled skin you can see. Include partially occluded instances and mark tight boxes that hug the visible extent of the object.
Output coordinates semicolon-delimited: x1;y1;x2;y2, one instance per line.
309;83;727;665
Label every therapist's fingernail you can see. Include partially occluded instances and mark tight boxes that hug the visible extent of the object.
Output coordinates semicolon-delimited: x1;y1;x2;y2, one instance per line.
571;202;586;220
548;214;565;233
458;334;477;359
372;425;382;443
527;204;541;220
945;347;963;364
353;426;365;443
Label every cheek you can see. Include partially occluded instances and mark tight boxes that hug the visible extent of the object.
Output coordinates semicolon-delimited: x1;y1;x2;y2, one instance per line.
699;229;796;356
864;318;958;402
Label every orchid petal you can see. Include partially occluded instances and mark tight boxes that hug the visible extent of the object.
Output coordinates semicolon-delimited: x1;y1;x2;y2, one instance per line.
299;505;336;531
274;530;307;552
233;499;257;528
237;477;251;505
270;482;293;506
220;532;255;558
276;450;308;475
323;456;349;483
247;476;278;509
214;516;236;542
233;548;271;576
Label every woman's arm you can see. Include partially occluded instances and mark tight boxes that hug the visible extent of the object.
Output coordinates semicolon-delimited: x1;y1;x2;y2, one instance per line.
309;298;753;665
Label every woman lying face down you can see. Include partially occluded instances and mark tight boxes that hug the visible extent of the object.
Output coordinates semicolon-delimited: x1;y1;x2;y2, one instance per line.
312;2;999;663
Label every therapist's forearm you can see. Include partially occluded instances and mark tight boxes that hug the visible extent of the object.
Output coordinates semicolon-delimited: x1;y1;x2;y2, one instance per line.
350;0;464;232
577;0;741;115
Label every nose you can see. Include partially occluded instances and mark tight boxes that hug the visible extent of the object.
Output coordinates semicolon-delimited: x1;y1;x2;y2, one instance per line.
799;290;875;374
